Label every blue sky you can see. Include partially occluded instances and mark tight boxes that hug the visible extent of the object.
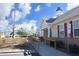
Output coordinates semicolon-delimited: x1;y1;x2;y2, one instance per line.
0;3;67;34
6;3;67;27
30;3;67;27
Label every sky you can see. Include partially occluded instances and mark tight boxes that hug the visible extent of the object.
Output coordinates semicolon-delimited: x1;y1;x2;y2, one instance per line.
0;3;79;34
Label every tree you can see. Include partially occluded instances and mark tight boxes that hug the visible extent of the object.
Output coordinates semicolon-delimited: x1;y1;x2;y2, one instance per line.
16;28;27;37
10;32;14;37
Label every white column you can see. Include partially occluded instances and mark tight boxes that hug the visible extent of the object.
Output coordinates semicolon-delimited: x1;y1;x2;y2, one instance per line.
48;26;50;38
39;30;41;37
67;23;71;38
41;29;43;37
39;29;43;37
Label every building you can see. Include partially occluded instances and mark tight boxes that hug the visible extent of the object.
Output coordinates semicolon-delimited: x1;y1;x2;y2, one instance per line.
39;7;63;38
51;6;79;46
56;7;63;17
39;16;48;37
39;6;79;47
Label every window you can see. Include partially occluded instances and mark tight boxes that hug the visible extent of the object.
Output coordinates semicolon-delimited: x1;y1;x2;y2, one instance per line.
74;20;79;37
67;23;71;37
59;24;64;38
50;28;52;37
74;29;79;36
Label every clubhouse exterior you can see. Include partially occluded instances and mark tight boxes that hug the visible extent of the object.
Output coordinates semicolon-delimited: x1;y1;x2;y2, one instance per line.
38;6;79;47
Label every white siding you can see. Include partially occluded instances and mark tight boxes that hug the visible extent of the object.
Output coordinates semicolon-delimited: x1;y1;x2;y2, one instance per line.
52;25;58;37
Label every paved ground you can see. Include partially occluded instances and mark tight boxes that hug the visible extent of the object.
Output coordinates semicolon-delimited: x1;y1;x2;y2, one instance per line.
0;44;40;56
0;52;24;56
0;43;69;56
34;43;69;56
0;48;24;52
0;48;24;56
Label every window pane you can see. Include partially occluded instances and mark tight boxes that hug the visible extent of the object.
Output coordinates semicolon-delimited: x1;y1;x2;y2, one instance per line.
59;24;64;38
74;29;79;36
77;20;79;28
74;20;79;29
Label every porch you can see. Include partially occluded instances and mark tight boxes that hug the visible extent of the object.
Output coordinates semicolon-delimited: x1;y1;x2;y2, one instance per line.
38;37;79;55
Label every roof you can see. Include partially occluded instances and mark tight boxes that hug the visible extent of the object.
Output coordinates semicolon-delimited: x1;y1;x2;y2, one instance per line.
46;18;56;23
56;7;62;11
53;6;79;24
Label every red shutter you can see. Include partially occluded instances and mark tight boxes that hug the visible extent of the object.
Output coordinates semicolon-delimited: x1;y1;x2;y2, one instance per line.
64;23;67;48
57;25;59;37
64;23;67;37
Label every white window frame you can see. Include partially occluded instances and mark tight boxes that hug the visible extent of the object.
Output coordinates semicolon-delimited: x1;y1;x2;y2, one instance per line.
59;24;64;38
73;19;79;38
67;23;71;38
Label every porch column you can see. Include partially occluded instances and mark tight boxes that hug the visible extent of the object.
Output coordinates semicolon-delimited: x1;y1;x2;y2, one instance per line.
64;23;67;48
57;25;59;37
40;29;43;37
70;21;73;38
48;26;50;38
64;23;67;37
41;29;44;36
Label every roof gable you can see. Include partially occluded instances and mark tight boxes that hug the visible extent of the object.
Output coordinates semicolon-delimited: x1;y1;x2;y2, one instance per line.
46;18;56;23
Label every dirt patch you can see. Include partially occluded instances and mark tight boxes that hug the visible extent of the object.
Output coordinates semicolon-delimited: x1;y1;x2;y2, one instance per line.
0;37;27;48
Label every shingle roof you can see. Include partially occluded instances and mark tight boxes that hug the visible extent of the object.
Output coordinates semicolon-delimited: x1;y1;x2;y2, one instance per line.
56;7;62;11
46;18;56;23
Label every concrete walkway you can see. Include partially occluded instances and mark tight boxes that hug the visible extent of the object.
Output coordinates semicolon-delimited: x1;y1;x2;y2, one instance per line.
0;48;24;53
0;48;24;56
35;43;69;56
0;52;24;56
0;44;69;56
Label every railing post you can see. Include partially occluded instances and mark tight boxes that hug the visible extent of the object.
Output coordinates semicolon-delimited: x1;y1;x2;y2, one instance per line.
55;40;56;49
67;38;70;53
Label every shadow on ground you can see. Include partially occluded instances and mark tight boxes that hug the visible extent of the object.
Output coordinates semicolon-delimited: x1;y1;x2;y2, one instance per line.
13;43;41;56
13;43;28;49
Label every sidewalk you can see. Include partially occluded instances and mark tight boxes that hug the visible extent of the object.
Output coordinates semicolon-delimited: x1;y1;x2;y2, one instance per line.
35;43;69;56
0;48;24;53
0;48;24;56
0;44;69;56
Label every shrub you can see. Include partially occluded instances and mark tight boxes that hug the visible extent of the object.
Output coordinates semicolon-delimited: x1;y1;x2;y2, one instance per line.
17;28;27;37
56;41;64;48
69;44;79;53
39;37;44;42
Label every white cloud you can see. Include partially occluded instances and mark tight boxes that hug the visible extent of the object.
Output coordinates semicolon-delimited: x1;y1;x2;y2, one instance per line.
0;3;14;20
53;16;57;18
0;3;32;34
0;20;9;32
0;3;14;33
15;20;37;34
19;3;32;17
11;10;22;21
67;3;79;10
11;3;32;21
8;25;13;32
35;5;40;12
46;3;52;7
